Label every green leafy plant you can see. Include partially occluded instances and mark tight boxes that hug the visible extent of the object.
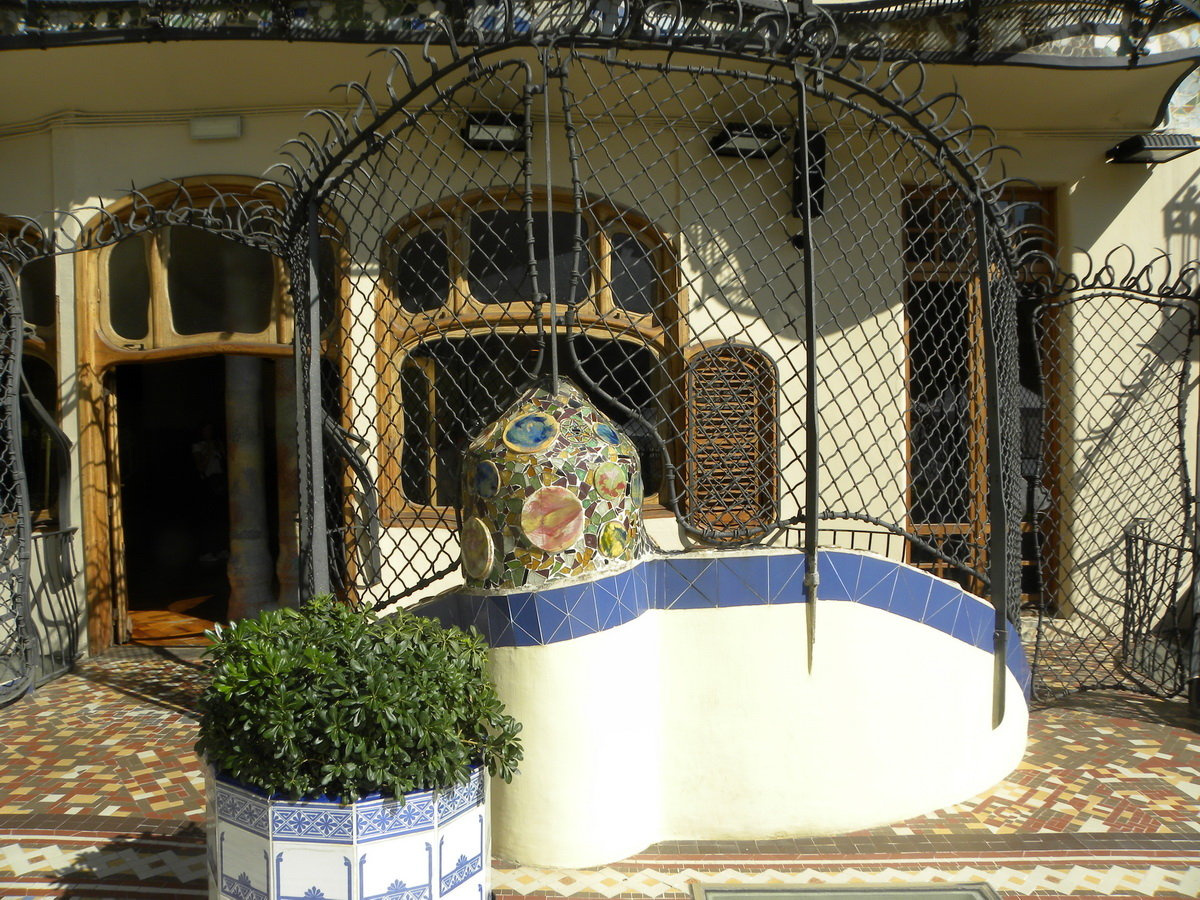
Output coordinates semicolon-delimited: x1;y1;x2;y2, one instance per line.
195;595;522;802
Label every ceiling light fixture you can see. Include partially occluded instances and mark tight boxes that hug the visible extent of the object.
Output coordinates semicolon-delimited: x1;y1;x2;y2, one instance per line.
463;113;526;152
710;122;786;159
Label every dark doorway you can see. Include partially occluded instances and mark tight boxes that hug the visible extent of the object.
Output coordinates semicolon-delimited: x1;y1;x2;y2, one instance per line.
111;354;293;644
115;357;233;626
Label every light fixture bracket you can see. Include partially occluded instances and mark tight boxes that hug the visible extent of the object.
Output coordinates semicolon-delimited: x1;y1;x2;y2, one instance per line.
1105;132;1200;164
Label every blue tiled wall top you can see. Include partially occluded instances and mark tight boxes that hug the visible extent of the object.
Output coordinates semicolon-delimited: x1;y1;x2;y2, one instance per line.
412;550;1030;696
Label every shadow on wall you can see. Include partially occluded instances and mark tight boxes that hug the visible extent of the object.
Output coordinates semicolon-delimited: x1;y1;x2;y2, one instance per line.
29;529;84;685
1165;164;1200;276
1043;289;1194;655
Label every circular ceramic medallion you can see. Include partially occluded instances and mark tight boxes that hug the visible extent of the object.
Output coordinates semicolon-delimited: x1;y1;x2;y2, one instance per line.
521;486;585;553
504;412;559;453
473;460;500;499
598;521;630;558
592;462;628;501
593;421;621;445
461;516;495;580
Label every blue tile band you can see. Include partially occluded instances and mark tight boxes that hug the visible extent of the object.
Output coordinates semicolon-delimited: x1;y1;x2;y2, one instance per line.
412;549;1031;696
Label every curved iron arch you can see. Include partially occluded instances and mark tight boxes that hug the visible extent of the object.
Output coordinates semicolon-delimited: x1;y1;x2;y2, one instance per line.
289;10;1032;610
1033;244;1200;303
278;8;1035;231
0;180;291;270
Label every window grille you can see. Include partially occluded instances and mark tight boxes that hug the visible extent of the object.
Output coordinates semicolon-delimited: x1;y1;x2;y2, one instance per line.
682;343;779;542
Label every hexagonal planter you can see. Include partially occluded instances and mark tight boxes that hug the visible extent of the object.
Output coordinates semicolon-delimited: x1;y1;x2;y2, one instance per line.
206;765;487;900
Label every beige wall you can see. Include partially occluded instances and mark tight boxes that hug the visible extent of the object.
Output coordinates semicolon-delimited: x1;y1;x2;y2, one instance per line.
2;43;1198;619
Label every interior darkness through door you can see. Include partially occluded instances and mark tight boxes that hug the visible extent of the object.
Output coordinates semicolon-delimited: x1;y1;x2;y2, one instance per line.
115;356;280;625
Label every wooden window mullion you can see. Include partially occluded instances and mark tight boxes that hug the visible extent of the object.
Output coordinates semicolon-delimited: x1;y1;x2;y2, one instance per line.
150;230;171;346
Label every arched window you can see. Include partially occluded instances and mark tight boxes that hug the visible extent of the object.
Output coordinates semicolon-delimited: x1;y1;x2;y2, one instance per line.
376;189;781;542
87;178;291;354
682;343;779;540
377;189;680;524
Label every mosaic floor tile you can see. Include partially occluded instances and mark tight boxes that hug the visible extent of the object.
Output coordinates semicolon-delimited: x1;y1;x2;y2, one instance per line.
0;649;1197;898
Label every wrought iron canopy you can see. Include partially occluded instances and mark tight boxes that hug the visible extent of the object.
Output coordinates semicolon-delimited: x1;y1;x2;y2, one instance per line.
0;1;1196;66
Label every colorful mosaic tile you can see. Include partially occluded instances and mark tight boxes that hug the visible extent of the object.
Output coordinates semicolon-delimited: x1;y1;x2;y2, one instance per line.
460;378;645;591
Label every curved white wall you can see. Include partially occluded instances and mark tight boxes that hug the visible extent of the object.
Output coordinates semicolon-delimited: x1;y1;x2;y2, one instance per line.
488;599;1027;867
489;612;663;867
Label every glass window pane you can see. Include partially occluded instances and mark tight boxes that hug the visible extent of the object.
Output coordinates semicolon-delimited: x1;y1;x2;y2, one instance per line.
906;280;969;523
610;232;656;315
467;210;589;305
317;235;340;333
19;256;55;327
401;361;434;505
393;229;449;313
570;335;663;496
108;236;151;341
401;333;662;507
167;226;274;335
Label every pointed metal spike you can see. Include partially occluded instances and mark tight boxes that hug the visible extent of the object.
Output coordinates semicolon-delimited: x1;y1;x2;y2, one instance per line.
389;47;419;97
349;75;380;120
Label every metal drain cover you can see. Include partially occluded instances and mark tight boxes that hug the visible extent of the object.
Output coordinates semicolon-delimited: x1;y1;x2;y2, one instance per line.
692;885;1002;900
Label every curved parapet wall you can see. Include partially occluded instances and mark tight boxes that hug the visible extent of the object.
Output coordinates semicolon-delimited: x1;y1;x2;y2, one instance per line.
416;549;1030;867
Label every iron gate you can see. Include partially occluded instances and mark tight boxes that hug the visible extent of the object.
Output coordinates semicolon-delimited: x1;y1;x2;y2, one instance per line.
1030;256;1199;700
1;258;33;703
0;3;1191;710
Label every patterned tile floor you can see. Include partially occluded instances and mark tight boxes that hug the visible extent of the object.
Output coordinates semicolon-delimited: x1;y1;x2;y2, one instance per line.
0;648;1197;899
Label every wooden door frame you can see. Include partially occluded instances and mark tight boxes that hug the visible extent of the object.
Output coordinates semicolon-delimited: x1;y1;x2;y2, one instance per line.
74;176;293;653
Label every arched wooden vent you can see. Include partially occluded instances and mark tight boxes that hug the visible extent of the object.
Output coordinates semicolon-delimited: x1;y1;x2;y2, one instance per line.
682;342;779;541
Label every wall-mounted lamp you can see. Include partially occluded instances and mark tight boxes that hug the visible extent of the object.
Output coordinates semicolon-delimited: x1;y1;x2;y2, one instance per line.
1105;132;1200;164
709;122;786;159
792;131;826;219
463;112;526;152
189;115;243;141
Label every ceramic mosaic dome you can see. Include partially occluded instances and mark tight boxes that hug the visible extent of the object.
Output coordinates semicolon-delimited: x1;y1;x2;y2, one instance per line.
459;377;645;591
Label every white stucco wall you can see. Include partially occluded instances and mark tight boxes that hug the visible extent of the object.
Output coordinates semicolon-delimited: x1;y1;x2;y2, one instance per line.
488;599;1027;867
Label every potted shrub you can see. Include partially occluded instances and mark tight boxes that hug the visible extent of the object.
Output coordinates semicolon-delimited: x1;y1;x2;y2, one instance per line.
196;595;522;900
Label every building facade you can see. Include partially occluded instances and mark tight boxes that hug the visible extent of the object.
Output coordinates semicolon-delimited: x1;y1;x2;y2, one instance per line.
1;0;1198;865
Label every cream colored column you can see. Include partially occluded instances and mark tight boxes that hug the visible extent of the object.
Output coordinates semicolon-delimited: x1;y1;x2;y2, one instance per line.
274;359;301;607
225;355;274;619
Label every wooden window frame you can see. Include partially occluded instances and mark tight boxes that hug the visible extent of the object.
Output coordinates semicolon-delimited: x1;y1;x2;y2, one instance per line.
902;183;1057;595
86;177;294;365
375;187;687;526
679;341;780;543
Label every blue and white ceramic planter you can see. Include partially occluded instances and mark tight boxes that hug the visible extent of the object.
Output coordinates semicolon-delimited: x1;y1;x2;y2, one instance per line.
206;765;488;900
